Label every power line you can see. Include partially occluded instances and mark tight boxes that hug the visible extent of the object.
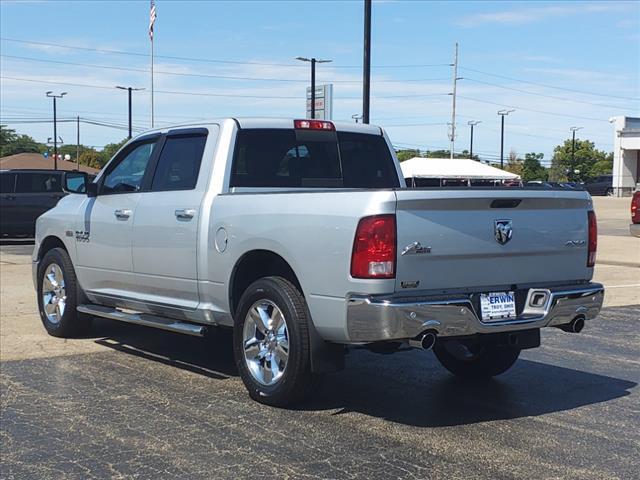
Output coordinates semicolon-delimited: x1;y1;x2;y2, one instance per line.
1;54;450;84
0;37;451;69
459;66;639;102
463;77;631;110
0;75;449;100
457;95;609;123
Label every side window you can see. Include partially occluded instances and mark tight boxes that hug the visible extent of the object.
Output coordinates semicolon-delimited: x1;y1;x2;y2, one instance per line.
16;173;63;193
151;134;207;191
102;141;156;194
0;173;16;193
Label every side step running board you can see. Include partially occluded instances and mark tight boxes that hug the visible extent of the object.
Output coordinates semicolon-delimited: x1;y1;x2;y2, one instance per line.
77;304;207;337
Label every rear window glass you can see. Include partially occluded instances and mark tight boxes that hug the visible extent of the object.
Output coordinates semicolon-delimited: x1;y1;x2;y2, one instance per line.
15;172;62;193
1;173;16;193
151;134;207;191
230;129;399;189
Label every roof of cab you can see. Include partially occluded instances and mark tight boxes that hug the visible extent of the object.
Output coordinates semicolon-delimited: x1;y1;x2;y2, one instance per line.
138;118;383;137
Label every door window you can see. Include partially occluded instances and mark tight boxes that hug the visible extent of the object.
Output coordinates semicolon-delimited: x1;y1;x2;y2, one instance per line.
0;173;16;193
102;141;156;194
15;173;63;193
151;134;207;191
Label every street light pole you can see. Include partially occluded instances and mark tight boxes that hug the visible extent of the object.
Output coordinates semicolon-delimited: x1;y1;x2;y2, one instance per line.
116;86;144;139
363;0;372;124
569;126;583;182
468;120;481;159
46;91;67;170
295;57;332;119
497;109;515;169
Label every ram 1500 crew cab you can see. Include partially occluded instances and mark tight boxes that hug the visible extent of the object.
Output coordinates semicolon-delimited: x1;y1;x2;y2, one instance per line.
33;118;604;406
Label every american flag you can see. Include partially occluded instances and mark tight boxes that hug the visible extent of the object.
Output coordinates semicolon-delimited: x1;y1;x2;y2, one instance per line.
149;0;157;40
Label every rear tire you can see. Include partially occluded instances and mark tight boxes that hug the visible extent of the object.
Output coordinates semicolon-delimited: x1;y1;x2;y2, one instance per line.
434;339;520;379
37;247;92;338
233;276;313;407
605;187;614;197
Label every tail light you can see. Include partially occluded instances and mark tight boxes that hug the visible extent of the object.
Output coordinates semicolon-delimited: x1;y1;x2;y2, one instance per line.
632;192;640;224
294;119;335;131
351;215;396;279
587;210;597;267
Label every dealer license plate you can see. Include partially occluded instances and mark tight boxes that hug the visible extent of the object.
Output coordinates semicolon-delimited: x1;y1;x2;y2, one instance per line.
480;291;516;321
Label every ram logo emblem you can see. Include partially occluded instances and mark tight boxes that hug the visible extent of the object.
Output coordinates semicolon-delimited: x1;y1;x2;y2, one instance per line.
494;220;513;245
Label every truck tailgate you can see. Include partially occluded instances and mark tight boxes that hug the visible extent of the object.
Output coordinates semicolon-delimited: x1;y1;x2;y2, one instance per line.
394;190;593;292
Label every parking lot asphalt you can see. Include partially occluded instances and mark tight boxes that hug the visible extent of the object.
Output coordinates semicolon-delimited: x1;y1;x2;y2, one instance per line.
1;197;639;479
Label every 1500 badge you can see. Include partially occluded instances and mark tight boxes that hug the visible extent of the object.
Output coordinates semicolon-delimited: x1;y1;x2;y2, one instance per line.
75;231;90;242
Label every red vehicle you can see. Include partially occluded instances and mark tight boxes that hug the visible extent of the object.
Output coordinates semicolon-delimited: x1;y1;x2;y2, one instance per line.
631;190;640;237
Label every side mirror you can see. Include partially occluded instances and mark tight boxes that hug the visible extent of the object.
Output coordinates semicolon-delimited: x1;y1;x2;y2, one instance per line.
87;182;98;198
63;171;89;194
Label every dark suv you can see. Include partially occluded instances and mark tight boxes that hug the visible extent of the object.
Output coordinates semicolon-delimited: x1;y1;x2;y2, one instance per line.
583;175;613;196
1;170;72;237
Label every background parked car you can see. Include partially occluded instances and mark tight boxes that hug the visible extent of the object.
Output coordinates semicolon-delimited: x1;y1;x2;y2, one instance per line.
583;175;614;196
0;169;91;237
631;190;640;237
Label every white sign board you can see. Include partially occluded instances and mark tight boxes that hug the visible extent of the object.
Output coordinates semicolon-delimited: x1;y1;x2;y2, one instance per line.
305;84;333;120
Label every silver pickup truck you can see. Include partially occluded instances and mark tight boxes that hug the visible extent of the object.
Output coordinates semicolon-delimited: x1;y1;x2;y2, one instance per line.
33;118;604;406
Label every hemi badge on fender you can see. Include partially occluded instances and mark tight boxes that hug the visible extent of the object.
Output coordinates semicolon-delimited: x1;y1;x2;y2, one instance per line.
401;241;431;256
65;230;74;237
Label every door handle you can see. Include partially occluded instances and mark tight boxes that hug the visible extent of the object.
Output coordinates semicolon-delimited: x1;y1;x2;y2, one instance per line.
114;209;132;220
175;208;196;220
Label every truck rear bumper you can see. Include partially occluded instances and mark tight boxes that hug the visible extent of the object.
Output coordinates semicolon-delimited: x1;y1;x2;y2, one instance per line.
346;283;604;342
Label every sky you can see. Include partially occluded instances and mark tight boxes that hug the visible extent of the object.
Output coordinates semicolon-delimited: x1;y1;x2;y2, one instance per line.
1;0;639;165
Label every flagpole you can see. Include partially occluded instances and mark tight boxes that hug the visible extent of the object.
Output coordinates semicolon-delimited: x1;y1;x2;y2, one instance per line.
151;35;154;128
150;0;155;128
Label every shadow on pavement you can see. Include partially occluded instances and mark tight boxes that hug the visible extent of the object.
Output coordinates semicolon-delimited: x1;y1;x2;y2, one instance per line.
90;318;237;379
87;318;636;427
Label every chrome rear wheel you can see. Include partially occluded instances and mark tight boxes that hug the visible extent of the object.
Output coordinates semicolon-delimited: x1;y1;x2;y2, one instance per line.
242;299;289;386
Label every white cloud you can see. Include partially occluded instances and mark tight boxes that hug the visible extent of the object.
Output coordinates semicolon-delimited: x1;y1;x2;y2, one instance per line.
456;2;635;27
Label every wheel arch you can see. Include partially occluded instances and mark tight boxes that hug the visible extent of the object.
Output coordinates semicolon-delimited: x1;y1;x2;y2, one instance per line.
228;249;344;374
229;249;303;318
37;235;68;261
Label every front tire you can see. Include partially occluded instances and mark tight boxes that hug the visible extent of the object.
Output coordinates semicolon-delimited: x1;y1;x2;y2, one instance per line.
37;247;91;338
434;339;520;379
233;276;313;407
605;187;614;197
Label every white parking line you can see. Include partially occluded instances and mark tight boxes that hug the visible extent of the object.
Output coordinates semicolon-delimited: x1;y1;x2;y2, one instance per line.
604;284;640;289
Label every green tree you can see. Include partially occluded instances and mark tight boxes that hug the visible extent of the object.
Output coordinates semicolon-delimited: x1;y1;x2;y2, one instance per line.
100;138;128;164
395;149;421;162
504;149;523;177
589;158;613;177
0;125;45;157
521;152;548;182
78;150;104;170
549;139;612;182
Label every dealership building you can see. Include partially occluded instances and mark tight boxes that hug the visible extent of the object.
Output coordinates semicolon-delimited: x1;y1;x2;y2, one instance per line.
611;116;640;196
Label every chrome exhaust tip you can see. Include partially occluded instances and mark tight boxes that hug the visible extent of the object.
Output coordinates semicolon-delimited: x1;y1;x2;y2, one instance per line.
408;331;437;351
560;316;585;333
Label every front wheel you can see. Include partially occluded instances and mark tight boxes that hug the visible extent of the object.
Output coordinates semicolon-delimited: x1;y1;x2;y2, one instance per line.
37;247;92;337
434;339;520;379
605;187;614;197
233;276;313;407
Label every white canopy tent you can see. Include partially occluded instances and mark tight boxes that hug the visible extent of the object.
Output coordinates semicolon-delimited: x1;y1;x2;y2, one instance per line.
400;157;519;181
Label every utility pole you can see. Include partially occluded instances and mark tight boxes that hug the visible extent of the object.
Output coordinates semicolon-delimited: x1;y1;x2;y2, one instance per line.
468;120;481;160
46;91;67;170
295;57;332;119
449;42;460;159
362;0;372;124
497;109;515;169
116;86;145;139
570;126;583;182
76;115;80;169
